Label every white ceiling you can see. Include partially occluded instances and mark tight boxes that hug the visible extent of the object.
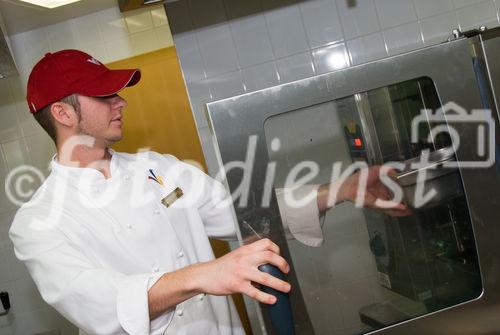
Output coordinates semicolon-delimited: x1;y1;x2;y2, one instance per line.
0;0;117;35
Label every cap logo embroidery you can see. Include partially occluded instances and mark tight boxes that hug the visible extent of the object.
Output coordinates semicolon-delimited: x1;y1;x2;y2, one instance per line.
147;169;164;186
87;57;101;66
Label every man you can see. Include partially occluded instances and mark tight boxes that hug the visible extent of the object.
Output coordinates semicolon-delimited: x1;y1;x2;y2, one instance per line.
9;50;408;335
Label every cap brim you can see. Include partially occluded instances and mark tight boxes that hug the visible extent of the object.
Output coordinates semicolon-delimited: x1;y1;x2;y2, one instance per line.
78;69;141;97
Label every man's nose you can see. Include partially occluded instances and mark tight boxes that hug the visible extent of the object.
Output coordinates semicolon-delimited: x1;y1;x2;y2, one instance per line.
111;95;128;109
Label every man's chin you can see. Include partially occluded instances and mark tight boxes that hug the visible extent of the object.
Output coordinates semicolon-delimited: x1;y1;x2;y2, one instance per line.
106;134;122;146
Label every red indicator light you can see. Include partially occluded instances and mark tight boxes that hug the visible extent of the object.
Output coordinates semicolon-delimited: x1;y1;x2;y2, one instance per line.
354;138;362;147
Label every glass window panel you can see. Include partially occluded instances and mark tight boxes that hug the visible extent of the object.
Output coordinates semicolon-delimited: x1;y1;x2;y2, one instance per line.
263;77;482;335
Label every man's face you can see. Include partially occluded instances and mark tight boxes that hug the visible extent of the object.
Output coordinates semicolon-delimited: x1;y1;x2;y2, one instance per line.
76;94;127;147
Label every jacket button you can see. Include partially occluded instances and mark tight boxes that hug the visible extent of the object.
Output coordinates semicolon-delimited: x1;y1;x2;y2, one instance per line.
177;251;184;258
176;309;183;317
153;267;159;273
198;293;205;301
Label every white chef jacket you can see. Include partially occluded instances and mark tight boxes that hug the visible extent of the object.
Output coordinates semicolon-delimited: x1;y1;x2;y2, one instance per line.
9;149;323;335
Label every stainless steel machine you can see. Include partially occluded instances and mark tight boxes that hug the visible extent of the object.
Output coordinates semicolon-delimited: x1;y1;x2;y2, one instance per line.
206;27;500;335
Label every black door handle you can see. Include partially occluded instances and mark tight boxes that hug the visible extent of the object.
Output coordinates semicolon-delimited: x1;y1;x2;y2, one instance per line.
0;291;10;316
258;264;295;335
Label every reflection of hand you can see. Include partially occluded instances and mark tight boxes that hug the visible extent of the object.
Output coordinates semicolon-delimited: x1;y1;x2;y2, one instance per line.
194;238;291;304
318;165;412;217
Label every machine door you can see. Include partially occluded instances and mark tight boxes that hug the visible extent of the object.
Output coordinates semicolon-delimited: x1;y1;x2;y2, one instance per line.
207;36;500;335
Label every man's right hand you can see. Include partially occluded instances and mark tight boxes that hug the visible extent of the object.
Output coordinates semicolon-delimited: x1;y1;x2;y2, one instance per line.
193;238;291;305
148;238;291;320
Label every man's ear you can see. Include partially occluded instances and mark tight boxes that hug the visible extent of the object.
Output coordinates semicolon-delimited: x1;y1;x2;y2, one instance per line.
49;102;78;128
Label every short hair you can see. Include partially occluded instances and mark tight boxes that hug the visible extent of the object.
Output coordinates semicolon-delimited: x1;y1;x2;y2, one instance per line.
33;94;81;143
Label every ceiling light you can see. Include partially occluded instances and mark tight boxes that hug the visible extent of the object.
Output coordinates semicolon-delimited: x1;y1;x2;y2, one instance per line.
16;0;82;9
326;51;348;70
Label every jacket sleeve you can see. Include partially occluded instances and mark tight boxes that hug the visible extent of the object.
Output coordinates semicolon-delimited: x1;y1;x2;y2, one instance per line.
275;185;324;247
9;208;166;335
160;154;323;245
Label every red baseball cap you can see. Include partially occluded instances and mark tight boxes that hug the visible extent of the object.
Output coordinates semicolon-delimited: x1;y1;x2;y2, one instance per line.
27;49;141;113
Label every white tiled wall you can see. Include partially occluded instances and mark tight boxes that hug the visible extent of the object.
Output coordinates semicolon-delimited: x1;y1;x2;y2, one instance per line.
0;4;173;334
8;5;173;88
167;0;500;176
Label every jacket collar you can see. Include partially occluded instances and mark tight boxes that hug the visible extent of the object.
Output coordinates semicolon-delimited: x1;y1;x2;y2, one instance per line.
50;148;121;185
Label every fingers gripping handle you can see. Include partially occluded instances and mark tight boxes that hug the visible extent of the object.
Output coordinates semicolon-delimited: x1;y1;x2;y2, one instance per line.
258;264;295;335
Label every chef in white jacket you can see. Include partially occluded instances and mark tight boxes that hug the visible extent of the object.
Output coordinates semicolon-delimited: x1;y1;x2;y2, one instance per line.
9;50;409;335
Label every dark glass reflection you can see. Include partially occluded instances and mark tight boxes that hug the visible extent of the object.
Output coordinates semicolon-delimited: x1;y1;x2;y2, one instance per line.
264;77;482;335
